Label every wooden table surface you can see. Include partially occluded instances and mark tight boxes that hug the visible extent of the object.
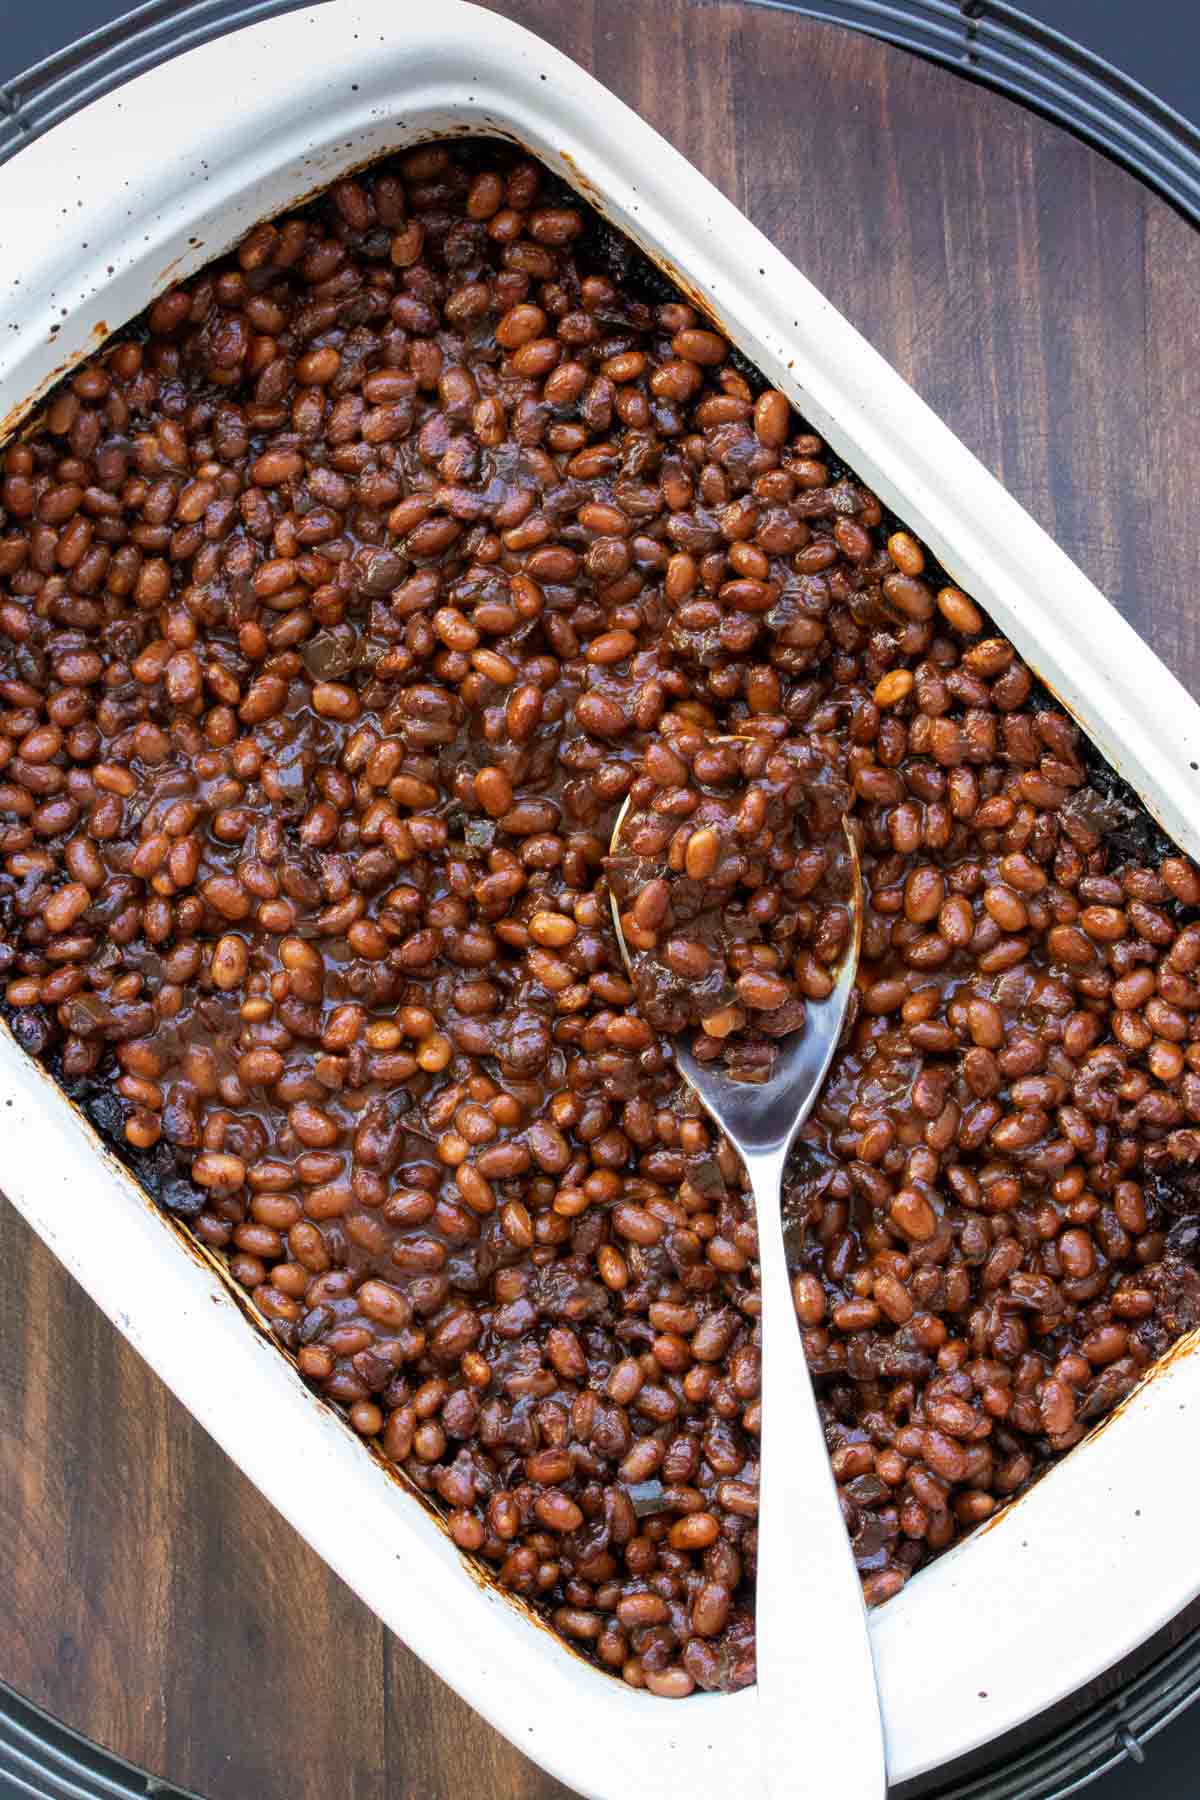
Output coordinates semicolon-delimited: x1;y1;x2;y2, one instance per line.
3;3;1200;1796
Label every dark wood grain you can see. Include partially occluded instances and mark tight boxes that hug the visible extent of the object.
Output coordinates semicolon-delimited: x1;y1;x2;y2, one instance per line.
3;4;1200;1797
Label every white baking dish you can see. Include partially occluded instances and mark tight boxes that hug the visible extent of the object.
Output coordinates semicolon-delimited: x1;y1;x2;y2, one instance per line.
2;3;1199;1794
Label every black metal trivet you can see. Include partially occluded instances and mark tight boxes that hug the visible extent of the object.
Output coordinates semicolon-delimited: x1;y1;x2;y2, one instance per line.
0;1678;194;1799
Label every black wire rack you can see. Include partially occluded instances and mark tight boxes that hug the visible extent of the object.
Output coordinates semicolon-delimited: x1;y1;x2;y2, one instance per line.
747;0;1200;229
2;1;1200;1796
0;0;322;165
0;1678;195;1799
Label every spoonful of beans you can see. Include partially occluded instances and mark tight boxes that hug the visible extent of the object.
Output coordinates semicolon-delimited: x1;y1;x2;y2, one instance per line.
606;721;887;1799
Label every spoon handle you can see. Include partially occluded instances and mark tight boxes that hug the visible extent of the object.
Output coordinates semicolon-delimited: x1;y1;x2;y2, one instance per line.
750;1148;889;1798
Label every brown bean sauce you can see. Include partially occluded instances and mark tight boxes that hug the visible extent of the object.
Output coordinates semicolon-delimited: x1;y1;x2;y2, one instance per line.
3;139;1200;1701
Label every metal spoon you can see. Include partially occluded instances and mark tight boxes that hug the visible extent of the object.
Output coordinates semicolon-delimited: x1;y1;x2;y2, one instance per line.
609;805;887;1798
